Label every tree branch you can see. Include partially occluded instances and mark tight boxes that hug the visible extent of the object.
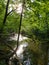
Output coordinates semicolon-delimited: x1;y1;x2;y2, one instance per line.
7;9;17;16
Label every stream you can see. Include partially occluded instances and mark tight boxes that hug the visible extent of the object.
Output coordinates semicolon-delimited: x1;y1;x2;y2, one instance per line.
9;34;31;65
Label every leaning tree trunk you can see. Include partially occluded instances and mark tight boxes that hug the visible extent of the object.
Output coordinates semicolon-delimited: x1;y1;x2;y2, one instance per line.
0;0;10;34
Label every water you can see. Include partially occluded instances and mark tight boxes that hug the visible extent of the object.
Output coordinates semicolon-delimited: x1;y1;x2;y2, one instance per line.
16;42;28;59
9;34;31;65
10;34;28;41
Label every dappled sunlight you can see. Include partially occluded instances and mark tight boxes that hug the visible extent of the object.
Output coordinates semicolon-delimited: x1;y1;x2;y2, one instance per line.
31;0;35;2
17;3;22;14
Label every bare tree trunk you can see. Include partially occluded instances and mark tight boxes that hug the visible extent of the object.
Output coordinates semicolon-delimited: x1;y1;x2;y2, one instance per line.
0;0;10;34
8;0;25;58
16;0;25;48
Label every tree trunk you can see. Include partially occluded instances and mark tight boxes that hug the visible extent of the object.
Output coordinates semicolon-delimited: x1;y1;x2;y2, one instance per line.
0;0;10;34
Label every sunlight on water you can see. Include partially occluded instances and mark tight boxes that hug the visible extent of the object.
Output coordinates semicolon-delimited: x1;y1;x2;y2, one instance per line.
16;43;28;58
9;34;30;65
10;34;28;41
10;34;28;60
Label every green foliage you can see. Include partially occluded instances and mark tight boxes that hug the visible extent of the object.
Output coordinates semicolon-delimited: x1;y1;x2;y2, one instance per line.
0;0;49;65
